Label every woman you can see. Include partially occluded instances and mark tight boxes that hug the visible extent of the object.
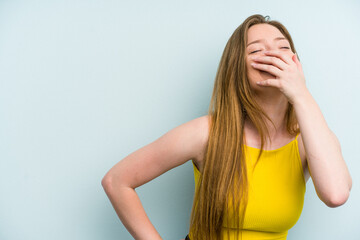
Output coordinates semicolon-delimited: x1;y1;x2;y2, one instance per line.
101;14;352;240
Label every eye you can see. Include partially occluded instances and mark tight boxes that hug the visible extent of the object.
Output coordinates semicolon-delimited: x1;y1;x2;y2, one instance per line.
250;50;260;54
250;47;289;54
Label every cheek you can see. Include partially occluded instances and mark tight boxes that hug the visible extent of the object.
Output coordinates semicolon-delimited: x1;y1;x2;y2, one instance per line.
246;65;258;80
246;61;257;74
287;52;295;59
246;60;254;71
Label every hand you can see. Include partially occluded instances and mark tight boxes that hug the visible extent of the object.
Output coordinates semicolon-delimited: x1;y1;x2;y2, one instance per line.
250;50;308;104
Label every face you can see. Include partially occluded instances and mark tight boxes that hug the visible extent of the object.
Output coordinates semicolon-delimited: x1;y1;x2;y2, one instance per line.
246;23;294;90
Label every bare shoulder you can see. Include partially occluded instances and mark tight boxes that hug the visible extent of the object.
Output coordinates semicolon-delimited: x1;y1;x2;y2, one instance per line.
191;115;210;171
178;114;210;163
102;114;210;190
297;132;311;183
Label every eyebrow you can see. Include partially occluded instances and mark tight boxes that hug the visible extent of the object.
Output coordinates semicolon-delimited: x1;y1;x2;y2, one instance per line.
247;37;287;47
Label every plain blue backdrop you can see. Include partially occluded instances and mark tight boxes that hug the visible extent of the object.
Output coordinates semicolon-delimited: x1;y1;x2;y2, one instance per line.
0;0;359;239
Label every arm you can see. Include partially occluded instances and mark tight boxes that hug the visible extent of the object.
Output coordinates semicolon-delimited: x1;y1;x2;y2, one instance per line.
101;116;208;239
251;50;352;207
102;185;161;239
293;91;352;208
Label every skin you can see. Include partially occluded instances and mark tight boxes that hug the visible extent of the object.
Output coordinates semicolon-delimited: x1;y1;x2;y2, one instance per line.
243;23;352;208
243;23;311;182
244;23;300;142
102;23;352;240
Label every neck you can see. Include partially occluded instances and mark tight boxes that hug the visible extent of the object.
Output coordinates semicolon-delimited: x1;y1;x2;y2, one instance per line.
245;91;289;139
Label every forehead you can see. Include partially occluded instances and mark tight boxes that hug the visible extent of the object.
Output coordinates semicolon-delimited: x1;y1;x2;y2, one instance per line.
247;24;285;43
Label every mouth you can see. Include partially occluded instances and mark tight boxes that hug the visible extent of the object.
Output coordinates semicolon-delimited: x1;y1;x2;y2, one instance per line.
259;70;276;78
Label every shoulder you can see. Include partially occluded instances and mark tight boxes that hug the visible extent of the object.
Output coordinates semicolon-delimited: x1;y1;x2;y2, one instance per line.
190;114;210;131
188;115;210;170
192;114;210;153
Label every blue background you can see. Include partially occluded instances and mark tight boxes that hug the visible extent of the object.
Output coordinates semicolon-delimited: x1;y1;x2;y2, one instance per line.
0;0;359;239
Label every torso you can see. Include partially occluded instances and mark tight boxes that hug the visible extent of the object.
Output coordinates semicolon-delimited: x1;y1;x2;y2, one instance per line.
193;115;310;183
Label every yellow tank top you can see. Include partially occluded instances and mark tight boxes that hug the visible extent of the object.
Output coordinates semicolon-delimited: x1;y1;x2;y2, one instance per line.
189;133;306;240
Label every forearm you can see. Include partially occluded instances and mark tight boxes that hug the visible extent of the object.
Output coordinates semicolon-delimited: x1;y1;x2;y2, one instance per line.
293;90;352;206
102;181;162;240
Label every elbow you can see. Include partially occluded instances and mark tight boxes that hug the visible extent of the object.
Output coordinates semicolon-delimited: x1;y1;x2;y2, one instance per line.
101;174;129;193
326;191;350;208
101;174;114;191
326;176;353;208
348;175;353;192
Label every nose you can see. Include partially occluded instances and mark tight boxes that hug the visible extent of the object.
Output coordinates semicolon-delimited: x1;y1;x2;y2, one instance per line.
260;40;280;53
264;45;277;52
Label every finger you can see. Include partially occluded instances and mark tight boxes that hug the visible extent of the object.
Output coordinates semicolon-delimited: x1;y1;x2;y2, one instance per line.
252;55;287;71
293;53;303;72
264;50;293;65
251;62;281;77
256;79;281;87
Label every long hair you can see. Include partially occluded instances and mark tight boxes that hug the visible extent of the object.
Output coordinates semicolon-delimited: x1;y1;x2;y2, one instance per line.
188;14;301;240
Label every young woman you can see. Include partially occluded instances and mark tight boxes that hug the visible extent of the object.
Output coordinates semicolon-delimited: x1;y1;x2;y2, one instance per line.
101;14;352;240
